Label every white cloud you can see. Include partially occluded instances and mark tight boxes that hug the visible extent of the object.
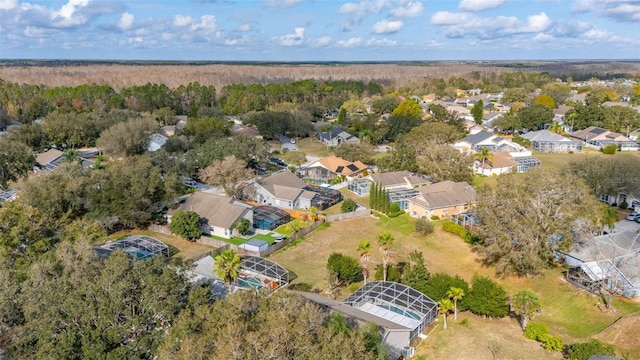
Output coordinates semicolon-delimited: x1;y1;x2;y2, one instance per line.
0;0;17;10
338;0;388;15
191;15;217;32
431;11;551;39
506;12;552;33
173;15;193;27
366;37;397;46
238;23;252;32
533;33;553;42
390;1;423;18
430;11;473;25
339;0;389;31
336;37;362;47
52;0;90;27
263;0;301;7
572;0;640;22
118;12;134;31
279;27;305;46
458;0;507;11
373;19;403;33
312;36;332;47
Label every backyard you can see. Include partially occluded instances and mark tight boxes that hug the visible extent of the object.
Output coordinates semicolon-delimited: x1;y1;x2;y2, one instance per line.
105;229;215;261
268;214;640;358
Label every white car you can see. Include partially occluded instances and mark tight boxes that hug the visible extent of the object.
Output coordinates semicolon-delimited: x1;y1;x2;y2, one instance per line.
625;213;640;221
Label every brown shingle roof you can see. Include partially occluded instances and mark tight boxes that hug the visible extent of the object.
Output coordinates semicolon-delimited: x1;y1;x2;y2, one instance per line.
317;155;367;176
35;149;63;167
481;152;518;169
168;192;251;228
412;181;476;209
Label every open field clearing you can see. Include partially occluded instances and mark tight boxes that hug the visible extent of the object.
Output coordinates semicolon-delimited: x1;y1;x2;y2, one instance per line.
269;213;640;358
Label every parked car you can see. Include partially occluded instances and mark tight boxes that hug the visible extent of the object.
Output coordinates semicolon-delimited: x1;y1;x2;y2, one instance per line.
269;157;287;167
625;212;640;221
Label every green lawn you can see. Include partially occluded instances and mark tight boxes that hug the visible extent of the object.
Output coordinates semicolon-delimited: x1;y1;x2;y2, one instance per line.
206;234;246;246
270;214;640;358
274;218;314;236
250;233;278;244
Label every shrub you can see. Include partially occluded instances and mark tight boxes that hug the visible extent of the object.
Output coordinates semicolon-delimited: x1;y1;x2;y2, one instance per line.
420;273;470;311
288;282;312;291
389;203;400;213
348;283;361;293
430;215;440;220
524;322;549;341
541;334;564;352
327;253;361;285
564;339;616;360
374;263;402;283
619;201;628;210
233;218;252;236
341;199;357;213
602;144;617;154
442;221;477;243
465;275;509;318
415;218;434;236
388;210;405;218
168;210;202;241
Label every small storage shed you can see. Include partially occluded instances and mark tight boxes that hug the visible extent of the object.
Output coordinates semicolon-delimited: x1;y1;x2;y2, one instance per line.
241;239;269;253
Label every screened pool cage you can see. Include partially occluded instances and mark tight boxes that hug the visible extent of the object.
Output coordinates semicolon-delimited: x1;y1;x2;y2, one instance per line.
530;140;582;153
343;281;438;344
513;157;541;172
348;178;372;196
100;235;170;259
253;206;291;230
237;255;290;289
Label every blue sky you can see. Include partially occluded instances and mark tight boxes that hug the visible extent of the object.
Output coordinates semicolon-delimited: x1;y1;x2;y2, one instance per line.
1;0;639;61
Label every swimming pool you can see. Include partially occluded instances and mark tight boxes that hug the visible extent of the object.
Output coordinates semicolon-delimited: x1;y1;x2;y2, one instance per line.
123;246;156;260
236;276;265;290
379;304;421;320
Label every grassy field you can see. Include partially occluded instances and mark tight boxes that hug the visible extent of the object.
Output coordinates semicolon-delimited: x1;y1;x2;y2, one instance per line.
268;214;640;358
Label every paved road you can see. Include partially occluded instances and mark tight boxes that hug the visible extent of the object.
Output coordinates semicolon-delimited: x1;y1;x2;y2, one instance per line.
607;219;640;234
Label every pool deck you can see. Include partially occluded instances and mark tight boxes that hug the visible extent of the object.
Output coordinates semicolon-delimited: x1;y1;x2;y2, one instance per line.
357;302;422;329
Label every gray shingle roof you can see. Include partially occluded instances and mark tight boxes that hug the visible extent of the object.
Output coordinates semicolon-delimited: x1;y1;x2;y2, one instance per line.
168;192;251;228
462;131;494;146
257;171;307;201
413;181;476;209
521;130;572;142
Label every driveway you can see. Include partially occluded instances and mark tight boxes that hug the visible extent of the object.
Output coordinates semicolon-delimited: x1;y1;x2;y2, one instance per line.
607;219;640;234
278;135;298;151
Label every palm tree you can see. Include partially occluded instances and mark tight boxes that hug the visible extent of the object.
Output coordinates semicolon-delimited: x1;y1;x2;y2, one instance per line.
213;249;241;293
474;147;493;175
549;121;562;134
62;149;79;163
377;231;394;281
437;299;454;330
447;287;465;321
357;240;372;284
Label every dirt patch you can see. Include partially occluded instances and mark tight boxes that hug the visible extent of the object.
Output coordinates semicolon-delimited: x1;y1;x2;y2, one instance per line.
594;314;640;357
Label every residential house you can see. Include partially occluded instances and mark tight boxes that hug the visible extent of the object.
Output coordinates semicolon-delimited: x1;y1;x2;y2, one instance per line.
370;170;432;191
148;133;168;152
570;126;638;151
35;148;64;171
0;188;18;204
599;191;640;212
252;170;319;210
348;170;433;209
407;181;476;219
298;155;368;182
520;130;582;153
455;130;541;174
167;192;253;239
315;127;360;147
629;128;639;142
560;231;640;299
553;105;573;123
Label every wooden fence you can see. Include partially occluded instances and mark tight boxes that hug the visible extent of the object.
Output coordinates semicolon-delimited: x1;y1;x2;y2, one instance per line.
324;207;371;222
259;219;326;257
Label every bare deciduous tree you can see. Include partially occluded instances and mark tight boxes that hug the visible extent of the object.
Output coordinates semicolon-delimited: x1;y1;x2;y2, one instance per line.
198;155;254;198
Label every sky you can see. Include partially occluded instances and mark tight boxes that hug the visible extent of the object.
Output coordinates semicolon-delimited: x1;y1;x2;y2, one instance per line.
0;0;639;61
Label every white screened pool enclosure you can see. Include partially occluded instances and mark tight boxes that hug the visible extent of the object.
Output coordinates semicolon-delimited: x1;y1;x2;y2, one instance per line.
98;235;170;259
342;281;438;345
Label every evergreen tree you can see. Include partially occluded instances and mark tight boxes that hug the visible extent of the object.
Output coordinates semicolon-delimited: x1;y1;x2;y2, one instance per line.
466;275;509;318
